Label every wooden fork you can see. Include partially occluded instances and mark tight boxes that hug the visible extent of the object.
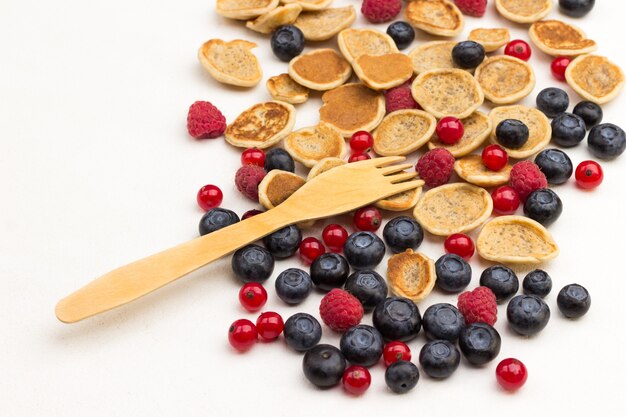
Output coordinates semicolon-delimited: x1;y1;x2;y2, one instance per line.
55;156;423;323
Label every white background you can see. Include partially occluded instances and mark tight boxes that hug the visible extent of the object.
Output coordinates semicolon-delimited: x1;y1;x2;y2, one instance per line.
1;0;625;416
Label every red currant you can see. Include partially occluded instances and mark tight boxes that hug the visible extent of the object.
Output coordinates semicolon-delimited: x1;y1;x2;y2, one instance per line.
436;116;465;145
482;144;509;171
383;341;411;367
342;365;371;395
350;131;374;153
496;358;528;391
444;233;475;260
197;184;223;211
551;56;572;81
575;160;603;189
238;282;267;312
299;237;325;265
228;319;258;352
504;39;532;61
241;148;265;167
322;224;349;253
353;206;382;232
491;186;521;215
241;209;264;220
348;152;371;163
256;311;284;341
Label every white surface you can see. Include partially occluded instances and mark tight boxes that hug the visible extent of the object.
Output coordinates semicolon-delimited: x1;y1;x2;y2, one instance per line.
1;0;625;416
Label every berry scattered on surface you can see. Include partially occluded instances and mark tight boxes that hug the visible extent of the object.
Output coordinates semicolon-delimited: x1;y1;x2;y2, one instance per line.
507;295;551;336
496;358;528;391
491;186;521;215
383;341;412;367
385;361;420;394
557;284;591;318
523;270;553;298
524;188;563;226
262;224;302;259
322;223;349;253
319;289;364;332
415;148;455;188
373;297;422;342
343;231;386;270
284;313;322;352
496;119;529;149
573;101;603;129
275;268;313;305
361;0;402;23
231;244;274;283
238;282;267;312
422;303;465;342
534;149;573;185
199;208;240;236
228;319;257;352
344;270;388;312
242;209;263;220
551;56;572;81
186;101;226;139
310;253;350;291
299;237;326;265
271;25;304;62
342;365;372;395
575;160;603;189
436;116;465;145
235;165;266;201
479;265;519;303
383;216;424;253
454;0;487;17
349;131;374;153
264;148;295;172
435;254;472;293
197;184;223;211
386;21;415;50
559;0;595;17
482;144;509;171
459;322;501;366
444;233;475;261
419;340;461;379
340;325;385;367
302;344;347;388
241;148;265;167
256;311;284;341
457;286;498;326
536;87;570;118
353;205;383;232
452;41;486;69
349;152;372;163
384;81;420;113
587;123;626;159
551;113;587;147
504;39;532;61
509;161;548;202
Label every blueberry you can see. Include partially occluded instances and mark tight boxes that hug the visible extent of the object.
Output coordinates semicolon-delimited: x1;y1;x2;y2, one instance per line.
373;297;421;342
339;325;384;367
523;270;553;298
534;148;573;184
506;295;551;336
199;208;239;236
302;344;346;388
536;87;570;118
523;189;563;226
557;284;591;318
479;265;519;302
551;113;587;147
231;244;274;283
419;340;461;378
573;101;603;128
383;216;424;253
343;231;385;270
386;21;415;50
559;0;595;17
458;322;501;366
262;224;302;258
309;253;349;291
451;41;485;69
422;303;465;342
496;119;529;149
275;268;313;304
385;361;420;394
270;25;305;62
587;123;626;160
264;148;295;172
344;270;388;312
284;313;322;352
434;254;472;293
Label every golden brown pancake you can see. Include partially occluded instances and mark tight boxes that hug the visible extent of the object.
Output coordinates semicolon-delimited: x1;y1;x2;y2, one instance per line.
306;157;346;181
454;155;512;187
494;0;552;24
376;187;423;212
565;55;625;104
488;105;551;159
216;0;279;20
281;0;332;11
387;250;436;302
372;110;437;156
294;6;356;41
225;101;296;148
266;73;309;104
405;0;464;37
258;170;306;209
337;28;398;63
474;55;535;104
198;39;262;87
353;53;414;91
246;3;302;34
283;123;347;167
408;41;461;74
468;28;510;53
529;20;597;57
428;111;492;157
288;48;352;91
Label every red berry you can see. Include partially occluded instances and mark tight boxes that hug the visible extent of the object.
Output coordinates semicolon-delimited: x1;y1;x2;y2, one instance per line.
482;144;509;171
256;311;284;341
350;131;374;152
353;206;382;232
228;319;257;352
491;186;521;215
299;237;326;265
496;358;528;391
196;184;223;211
383;341;412;367
504;39;532;61
551;56;572;81
322;224;349;253
436;116;465;145
242;209;264;220
444;233;475;260
241;148;265;167
575;160;603;189
238;282;267;312
342;365;372;395
349;152;371;163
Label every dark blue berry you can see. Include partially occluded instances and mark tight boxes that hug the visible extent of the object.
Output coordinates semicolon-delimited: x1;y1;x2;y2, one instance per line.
373;297;421;342
271;25;305;62
284;313;322;352
386;21;415;50
557;284;591;318
344;270;388;312
587;123;626;160
523;189;563;226
452;41;485;69
458;322;501;366
507;295;551;336
422;303;465;342
310;253;350;292
536;87;570;118
523;269;552;298
534;148;573;184
275;268;312;304
339;325;384;367
343;231;385;270
551;113;587;147
559;0;595;17
573;101;603;128
231;244;274;283
496;119;529;149
479;265;519;302
264;148;295;172
419;340;461;378
383;216;424;253
199;208;239;236
385;361;420;394
262;224;302;258
302;344;346;388
435;254;472;293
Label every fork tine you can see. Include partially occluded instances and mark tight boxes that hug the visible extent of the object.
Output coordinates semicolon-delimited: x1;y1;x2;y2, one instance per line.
388;179;424;194
379;163;414;175
372;156;406;167
388;172;418;183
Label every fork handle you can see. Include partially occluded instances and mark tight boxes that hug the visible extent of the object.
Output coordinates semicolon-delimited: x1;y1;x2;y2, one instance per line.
55;207;293;323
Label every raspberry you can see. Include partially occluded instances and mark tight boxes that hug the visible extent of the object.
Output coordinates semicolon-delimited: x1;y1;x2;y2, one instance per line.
509;161;548;202
187;101;226;139
415;148;455;188
457;286;498;326
455;0;487;17
235;165;266;201
319;289;364;332
361;0;402;23
384;81;420;114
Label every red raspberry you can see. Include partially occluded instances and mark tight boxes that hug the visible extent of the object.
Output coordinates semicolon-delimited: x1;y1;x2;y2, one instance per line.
234;165;266;201
415;148;455;188
509;161;548;202
454;0;487;17
187;101;226;139
361;0;401;23
319;289;364;332
457;286;498;326
384;81;420;114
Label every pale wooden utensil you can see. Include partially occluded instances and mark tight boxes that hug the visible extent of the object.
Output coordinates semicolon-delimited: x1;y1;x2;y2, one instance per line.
56;156;423;323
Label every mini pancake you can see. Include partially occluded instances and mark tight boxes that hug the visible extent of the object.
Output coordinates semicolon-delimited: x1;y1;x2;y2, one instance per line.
294;6;356;41
337;28;398;63
353;53;414;91
319;83;386;137
246;3;302;34
283;123;347;168
225;101;296;148
372;109;437;156
494;0;552;24
405;0;464;38
387;250;436;303
306;157;346;180
468;28;511;53
266;73;309;104
375;186;424;212
281;0;332;11
529;20;597;57
489;105;551;159
288;49;352;91
408;41;461;75
198;39;263;87
216;0;279;20
413;183;493;236
565;55;625;105
474;55;535;104
476;216;559;265
454;155;513;187
428;111;492;157
258;170;306;209
411;68;484;119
